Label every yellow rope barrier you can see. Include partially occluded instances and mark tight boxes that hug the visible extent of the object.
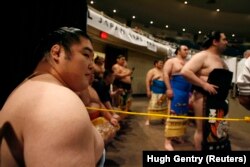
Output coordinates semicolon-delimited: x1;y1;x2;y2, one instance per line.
86;107;250;122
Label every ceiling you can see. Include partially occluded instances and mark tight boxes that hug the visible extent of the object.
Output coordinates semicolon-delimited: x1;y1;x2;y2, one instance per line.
89;0;250;55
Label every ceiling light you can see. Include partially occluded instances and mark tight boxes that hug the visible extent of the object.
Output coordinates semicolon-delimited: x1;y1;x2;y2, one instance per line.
132;16;136;19
198;31;202;34
113;9;117;13
182;28;186;32
232;34;235;37
184;1;188;5
150;21;154;24
165;25;169;28
90;1;94;4
216;9;220;12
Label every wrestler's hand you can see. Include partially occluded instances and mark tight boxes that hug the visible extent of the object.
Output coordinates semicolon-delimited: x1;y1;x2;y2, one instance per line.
203;82;218;95
112;113;121;121
110;117;119;126
166;89;173;99
116;88;124;95
147;90;151;98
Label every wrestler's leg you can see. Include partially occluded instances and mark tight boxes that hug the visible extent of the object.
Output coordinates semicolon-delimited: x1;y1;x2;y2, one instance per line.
164;138;174;151
192;92;203;150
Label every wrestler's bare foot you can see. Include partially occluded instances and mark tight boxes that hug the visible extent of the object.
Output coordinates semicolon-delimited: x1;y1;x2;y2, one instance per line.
145;120;150;126
164;139;174;151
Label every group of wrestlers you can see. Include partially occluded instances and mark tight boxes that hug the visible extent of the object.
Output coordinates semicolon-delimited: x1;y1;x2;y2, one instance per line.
81;54;134;145
78;31;233;152
146;31;233;151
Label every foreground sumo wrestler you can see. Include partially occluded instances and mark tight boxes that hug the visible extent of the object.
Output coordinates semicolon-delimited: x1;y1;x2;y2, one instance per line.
0;27;104;166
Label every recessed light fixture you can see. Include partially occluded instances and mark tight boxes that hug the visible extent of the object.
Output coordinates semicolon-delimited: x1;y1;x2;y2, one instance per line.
150;21;154;24
184;1;188;5
90;1;94;4
198;31;202;34
232;34;235;37
216;9;220;12
182;28;186;32
165;25;169;28
132;16;136;19
113;9;117;13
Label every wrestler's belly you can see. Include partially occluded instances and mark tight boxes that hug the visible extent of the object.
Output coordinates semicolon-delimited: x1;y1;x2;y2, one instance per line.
121;77;131;84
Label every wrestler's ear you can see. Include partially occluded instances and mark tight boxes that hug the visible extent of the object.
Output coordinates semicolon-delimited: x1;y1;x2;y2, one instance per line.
50;44;61;62
212;39;218;46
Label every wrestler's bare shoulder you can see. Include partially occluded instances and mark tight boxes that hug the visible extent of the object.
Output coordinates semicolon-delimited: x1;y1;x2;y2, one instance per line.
167;57;176;61
112;64;121;69
148;68;156;73
192;50;209;58
2;76;87;120
163;57;174;65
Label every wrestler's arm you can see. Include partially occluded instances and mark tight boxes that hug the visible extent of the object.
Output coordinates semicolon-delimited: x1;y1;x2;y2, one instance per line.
112;64;131;78
91;88;119;126
163;59;173;98
180;53;218;94
146;69;153;97
23;91;100;166
102;100;123;121
99;103;119;126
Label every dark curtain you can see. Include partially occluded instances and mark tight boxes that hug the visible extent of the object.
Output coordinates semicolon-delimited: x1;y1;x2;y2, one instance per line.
0;0;88;108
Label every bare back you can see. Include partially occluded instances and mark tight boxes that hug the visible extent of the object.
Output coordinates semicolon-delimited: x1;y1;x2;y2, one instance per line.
0;74;104;167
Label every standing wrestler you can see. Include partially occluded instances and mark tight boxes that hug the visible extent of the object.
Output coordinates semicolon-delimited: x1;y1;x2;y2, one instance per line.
163;45;191;150
112;55;133;111
180;31;232;151
145;59;166;126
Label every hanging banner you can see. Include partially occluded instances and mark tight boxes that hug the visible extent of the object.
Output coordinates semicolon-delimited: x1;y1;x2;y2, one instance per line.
87;9;157;52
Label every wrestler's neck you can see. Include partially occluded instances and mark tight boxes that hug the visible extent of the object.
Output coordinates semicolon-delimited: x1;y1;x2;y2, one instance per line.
33;59;68;87
176;55;185;64
206;46;223;56
155;66;162;71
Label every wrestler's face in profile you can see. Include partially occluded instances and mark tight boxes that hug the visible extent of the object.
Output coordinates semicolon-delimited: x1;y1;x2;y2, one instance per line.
180;46;189;59
62;37;94;92
156;61;164;69
217;33;228;52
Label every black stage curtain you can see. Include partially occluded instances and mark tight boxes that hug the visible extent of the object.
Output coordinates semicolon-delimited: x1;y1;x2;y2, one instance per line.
0;0;88;108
